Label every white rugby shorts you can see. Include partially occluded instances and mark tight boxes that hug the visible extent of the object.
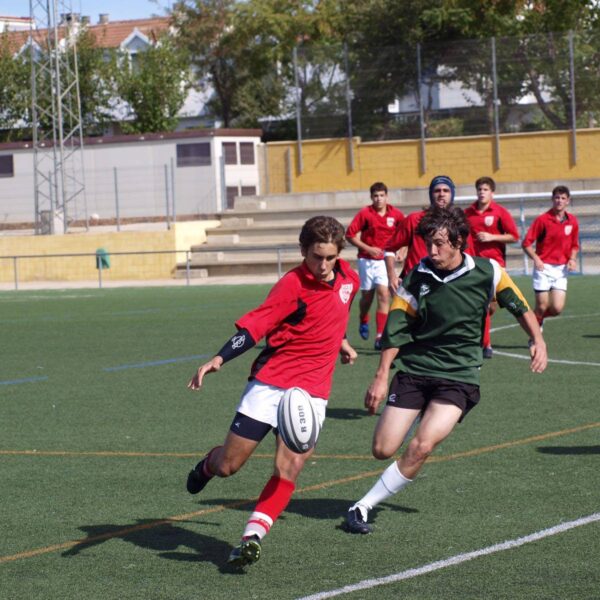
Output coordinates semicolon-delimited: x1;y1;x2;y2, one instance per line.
532;263;568;292
357;257;388;291
236;380;327;429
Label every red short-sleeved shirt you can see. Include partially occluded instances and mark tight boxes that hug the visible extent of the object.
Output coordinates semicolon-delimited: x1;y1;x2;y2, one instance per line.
346;205;405;259
236;259;359;399
464;200;520;267
522;210;580;265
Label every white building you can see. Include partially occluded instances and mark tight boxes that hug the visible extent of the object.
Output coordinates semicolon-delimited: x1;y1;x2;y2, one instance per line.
0;129;262;225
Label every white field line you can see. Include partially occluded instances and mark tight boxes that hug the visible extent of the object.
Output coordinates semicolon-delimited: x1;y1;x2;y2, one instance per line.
491;313;600;366
296;513;600;600
493;350;600;366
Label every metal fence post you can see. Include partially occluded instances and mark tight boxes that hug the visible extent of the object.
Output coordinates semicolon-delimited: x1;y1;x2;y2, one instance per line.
568;30;577;166
285;148;292;193
491;37;501;170
343;43;355;172
277;248;282;279
113;166;121;232
417;43;426;175
170;157;176;224
98;260;103;289
293;46;303;175
186;250;191;286
519;197;529;275
164;164;171;230
13;256;18;290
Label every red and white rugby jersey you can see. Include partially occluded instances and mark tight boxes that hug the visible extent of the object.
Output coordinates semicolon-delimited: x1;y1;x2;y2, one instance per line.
236;258;359;399
346;204;405;259
522;209;580;265
464;200;520;267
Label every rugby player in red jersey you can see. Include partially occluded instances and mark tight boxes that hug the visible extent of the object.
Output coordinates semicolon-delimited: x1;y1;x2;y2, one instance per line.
522;185;579;330
465;176;520;359
346;182;405;350
186;215;359;567
383;175;457;292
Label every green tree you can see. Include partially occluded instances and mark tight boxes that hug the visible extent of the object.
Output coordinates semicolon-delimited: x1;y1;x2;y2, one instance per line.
114;37;191;133
73;28;119;136
0;33;30;141
172;0;334;128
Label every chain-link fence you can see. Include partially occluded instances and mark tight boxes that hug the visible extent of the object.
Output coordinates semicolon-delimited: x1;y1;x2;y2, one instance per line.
273;30;599;167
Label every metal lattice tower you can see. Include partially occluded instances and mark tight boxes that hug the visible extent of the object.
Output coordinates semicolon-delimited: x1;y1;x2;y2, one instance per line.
29;0;87;234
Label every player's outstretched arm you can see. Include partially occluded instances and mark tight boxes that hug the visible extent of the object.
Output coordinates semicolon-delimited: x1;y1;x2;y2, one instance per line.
517;311;547;373
188;356;224;390
340;338;357;365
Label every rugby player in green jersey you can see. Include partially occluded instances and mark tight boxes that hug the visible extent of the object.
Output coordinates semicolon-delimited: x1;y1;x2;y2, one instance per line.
346;205;547;534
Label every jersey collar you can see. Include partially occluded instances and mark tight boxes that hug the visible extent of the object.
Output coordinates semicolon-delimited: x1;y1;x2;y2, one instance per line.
417;253;475;283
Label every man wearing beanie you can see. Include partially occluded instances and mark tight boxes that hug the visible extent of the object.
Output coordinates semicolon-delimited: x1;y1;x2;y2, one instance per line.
383;175;456;292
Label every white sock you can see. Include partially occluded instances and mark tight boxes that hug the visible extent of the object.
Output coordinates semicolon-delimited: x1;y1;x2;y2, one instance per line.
352;461;412;512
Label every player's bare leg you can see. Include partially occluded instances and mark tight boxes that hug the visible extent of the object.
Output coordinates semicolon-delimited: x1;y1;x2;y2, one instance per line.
187;431;258;494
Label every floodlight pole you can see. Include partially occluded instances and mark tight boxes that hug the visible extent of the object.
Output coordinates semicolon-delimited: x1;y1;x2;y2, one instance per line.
29;0;87;234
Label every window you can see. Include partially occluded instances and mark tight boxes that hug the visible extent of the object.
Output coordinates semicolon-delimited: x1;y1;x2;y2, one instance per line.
241;186;256;196
222;142;237;165
239;142;255;165
176;143;211;167
226;186;238;209
0;155;14;177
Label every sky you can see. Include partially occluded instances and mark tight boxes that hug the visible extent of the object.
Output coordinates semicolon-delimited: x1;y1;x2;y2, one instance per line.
1;0;173;23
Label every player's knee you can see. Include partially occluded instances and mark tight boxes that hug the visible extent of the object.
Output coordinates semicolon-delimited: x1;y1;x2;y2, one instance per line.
408;438;434;463
371;440;395;460
214;458;242;478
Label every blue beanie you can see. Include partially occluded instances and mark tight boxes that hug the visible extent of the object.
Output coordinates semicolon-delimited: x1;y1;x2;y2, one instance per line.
429;175;455;205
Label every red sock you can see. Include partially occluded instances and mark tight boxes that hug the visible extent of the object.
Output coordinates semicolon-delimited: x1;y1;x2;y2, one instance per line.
242;476;295;539
536;313;544;326
375;311;387;337
360;314;370;325
542;309;552;319
482;311;491;348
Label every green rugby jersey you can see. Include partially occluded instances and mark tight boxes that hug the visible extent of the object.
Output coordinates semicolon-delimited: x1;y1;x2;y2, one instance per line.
382;254;529;385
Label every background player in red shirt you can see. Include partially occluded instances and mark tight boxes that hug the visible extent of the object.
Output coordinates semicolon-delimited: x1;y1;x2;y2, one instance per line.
383;175;456;292
465;176;520;359
346;182;405;350
522;185;580;330
186;215;359;568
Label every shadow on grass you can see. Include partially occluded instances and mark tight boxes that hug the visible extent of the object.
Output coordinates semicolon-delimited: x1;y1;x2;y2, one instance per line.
60;498;417;573
193;497;418;522
61;519;246;574
537;445;600;455
326;407;370;420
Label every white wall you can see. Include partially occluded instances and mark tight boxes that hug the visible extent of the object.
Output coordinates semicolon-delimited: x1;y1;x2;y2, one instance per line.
0;132;261;224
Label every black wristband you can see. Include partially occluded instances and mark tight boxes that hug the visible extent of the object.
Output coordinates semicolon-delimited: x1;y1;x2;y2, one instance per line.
216;328;256;364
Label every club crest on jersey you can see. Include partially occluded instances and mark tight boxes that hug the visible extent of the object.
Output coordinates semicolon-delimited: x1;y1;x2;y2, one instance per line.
564;225;573;235
387;217;395;227
339;283;353;304
484;216;494;227
419;283;430;297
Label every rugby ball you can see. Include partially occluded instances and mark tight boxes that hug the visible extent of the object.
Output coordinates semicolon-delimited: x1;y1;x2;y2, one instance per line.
277;387;320;454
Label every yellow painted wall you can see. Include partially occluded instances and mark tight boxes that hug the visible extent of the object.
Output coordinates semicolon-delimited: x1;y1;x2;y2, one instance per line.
266;129;600;193
0;220;220;283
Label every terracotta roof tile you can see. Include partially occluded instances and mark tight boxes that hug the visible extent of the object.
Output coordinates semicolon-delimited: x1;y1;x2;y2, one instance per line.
2;16;171;53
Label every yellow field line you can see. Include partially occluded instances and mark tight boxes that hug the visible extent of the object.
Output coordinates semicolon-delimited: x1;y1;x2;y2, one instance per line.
1;421;598;565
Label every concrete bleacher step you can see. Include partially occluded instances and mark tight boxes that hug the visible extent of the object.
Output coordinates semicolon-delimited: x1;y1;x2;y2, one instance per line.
179;186;600;280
